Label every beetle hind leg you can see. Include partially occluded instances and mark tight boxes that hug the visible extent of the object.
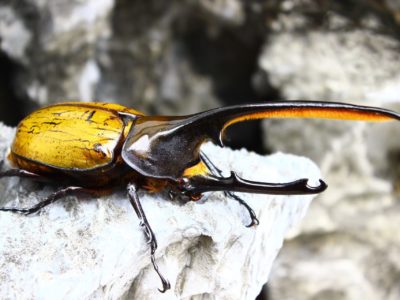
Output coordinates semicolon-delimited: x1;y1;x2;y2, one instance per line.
127;183;171;293
200;152;259;227
0;186;100;215
0;168;54;183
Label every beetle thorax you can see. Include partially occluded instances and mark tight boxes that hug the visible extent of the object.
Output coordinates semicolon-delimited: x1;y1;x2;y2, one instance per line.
122;117;207;180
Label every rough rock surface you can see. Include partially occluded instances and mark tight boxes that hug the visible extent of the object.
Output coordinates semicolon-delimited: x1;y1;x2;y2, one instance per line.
3;1;400;299
0;122;322;300
258;8;400;300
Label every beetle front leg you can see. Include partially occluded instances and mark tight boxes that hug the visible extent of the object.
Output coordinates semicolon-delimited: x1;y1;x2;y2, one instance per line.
200;151;259;227
127;183;171;293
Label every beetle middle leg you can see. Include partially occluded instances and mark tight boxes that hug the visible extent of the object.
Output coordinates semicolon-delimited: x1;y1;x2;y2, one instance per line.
0;186;103;215
200;151;259;227
127;183;171;293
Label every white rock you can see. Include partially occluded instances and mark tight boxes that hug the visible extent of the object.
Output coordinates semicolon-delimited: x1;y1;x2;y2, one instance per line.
0;122;322;299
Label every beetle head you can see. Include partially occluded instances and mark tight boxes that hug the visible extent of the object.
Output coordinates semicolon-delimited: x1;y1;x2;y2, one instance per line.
122;101;400;194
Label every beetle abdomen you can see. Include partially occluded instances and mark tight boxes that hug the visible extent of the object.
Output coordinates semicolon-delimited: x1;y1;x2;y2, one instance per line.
10;103;131;172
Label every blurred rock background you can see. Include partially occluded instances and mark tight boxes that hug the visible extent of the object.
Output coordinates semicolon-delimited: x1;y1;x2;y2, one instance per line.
1;0;400;299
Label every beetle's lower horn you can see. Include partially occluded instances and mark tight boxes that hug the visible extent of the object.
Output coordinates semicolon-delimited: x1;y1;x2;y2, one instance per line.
179;171;327;195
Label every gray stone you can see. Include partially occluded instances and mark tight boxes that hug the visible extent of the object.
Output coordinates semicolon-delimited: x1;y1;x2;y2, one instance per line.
258;9;400;300
1;0;222;114
0;123;322;299
0;6;31;63
0;0;114;106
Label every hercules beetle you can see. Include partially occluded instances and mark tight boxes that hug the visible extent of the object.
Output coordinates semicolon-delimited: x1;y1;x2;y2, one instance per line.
0;101;399;292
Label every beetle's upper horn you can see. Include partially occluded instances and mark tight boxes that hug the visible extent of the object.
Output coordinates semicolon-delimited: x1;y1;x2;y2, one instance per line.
190;101;400;146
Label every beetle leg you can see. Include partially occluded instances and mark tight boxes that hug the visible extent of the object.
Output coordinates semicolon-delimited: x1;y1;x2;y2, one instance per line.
127;183;171;293
0;186;99;215
0;168;55;183
200;151;259;227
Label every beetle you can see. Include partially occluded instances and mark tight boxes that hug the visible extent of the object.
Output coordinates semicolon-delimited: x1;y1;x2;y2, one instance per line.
0;101;399;292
